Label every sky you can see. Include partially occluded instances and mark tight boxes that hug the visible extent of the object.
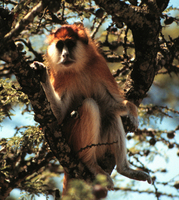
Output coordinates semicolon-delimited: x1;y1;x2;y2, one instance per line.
1;0;179;200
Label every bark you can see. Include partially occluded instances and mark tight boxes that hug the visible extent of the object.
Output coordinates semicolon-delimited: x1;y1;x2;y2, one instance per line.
95;0;169;105
0;2;92;198
0;0;170;198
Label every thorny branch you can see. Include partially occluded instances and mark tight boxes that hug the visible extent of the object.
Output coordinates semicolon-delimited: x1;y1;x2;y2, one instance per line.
90;14;107;39
15;38;43;61
0;0;179;199
113;187;179;199
94;0;170;105
5;1;45;41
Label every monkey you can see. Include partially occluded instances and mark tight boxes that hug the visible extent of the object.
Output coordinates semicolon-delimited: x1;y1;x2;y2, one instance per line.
31;23;151;194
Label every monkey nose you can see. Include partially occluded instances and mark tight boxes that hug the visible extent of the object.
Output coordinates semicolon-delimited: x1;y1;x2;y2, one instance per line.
62;52;69;59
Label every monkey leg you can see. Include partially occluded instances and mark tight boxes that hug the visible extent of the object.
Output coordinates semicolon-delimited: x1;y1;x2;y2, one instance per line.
113;117;152;184
68;98;114;188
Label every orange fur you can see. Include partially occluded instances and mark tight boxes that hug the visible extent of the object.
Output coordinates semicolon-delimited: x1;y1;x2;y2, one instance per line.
41;23;151;195
63;171;69;195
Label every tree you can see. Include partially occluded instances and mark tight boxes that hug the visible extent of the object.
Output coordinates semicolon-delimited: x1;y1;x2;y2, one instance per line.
0;0;179;199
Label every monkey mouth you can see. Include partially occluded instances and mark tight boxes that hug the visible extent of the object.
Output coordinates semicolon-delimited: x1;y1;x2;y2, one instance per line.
58;58;75;66
63;60;74;65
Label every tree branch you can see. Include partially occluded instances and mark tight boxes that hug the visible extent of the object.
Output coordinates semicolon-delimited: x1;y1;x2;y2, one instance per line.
95;0;170;105
0;4;94;198
5;1;45;41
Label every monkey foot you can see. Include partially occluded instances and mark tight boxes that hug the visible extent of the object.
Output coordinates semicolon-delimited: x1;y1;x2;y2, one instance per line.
118;168;152;184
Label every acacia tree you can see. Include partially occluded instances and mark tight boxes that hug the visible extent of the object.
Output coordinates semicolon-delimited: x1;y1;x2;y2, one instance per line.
0;0;179;199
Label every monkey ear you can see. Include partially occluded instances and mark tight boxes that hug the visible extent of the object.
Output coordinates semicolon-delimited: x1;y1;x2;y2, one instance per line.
75;23;88;44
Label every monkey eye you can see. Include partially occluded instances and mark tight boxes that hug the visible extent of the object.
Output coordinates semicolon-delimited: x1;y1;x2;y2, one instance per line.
65;39;76;50
56;40;64;51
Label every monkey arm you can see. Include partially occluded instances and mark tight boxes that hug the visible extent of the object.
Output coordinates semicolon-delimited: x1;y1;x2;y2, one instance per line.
30;61;66;124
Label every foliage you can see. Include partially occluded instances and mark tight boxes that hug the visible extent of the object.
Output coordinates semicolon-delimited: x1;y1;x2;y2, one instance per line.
0;0;179;200
63;180;95;200
0;78;30;122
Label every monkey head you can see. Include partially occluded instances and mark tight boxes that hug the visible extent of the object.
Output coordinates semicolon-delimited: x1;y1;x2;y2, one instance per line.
46;23;90;71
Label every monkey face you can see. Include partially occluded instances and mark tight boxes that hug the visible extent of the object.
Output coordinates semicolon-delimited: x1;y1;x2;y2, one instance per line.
47;39;76;67
47;38;89;71
56;39;76;65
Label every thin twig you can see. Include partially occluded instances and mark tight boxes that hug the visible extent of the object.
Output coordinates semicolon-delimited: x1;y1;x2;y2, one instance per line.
5;1;45;40
91;15;107;39
77;140;118;154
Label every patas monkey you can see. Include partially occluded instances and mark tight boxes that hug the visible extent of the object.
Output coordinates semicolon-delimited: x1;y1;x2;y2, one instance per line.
32;23;151;193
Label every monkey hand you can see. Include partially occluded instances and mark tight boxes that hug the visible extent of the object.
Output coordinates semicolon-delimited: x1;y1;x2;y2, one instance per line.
128;114;139;130
122;115;139;133
30;61;47;83
121;100;139;132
